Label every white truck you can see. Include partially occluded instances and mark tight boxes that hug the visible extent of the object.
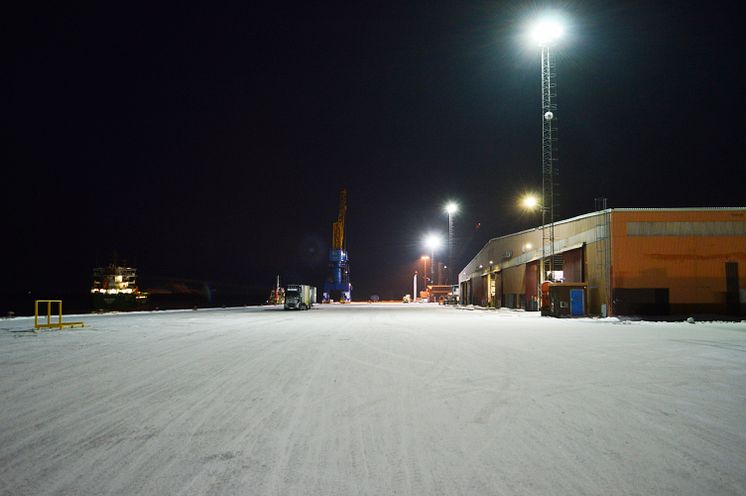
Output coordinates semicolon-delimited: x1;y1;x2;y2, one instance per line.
284;284;316;310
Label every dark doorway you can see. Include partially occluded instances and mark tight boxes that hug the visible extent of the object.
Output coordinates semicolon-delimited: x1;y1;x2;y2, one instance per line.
725;262;740;315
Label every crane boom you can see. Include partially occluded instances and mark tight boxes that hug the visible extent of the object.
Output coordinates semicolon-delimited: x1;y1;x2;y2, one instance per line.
323;188;351;303
332;189;347;251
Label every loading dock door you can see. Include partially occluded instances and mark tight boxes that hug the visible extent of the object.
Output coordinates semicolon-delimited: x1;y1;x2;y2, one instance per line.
570;289;585;316
726;262;740;315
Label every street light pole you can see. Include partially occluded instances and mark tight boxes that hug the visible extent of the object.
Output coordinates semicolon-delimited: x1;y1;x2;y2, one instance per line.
431;246;436;284
541;43;556;283
447;214;452;284
444;202;458;286
423;233;443;287
421;255;429;291
530;17;563;283
520;194;546;311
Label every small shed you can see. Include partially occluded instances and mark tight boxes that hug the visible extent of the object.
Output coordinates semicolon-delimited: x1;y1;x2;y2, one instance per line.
542;282;588;317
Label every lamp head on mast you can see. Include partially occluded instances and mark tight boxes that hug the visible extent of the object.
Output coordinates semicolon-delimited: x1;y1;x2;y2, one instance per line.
530;18;564;47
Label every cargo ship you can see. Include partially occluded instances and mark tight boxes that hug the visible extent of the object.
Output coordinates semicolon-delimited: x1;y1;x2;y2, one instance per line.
91;263;148;311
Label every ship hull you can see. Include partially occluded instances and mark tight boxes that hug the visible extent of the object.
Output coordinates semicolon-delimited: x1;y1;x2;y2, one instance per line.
92;293;147;311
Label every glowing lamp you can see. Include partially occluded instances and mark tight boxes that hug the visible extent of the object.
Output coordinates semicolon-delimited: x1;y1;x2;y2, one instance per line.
530;19;564;46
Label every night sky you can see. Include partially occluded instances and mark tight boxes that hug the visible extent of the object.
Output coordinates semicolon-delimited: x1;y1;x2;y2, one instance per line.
5;1;742;310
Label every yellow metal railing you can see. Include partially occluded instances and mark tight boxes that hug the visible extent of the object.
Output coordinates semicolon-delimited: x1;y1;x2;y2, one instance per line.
34;300;84;330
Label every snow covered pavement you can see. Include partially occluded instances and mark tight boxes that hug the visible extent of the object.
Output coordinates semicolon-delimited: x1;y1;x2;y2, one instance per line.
1;304;745;495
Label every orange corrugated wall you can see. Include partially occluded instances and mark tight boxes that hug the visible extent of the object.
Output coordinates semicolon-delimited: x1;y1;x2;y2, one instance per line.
611;210;746;305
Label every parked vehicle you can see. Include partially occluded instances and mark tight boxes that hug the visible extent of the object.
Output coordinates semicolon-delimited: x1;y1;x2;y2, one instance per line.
284;284;316;310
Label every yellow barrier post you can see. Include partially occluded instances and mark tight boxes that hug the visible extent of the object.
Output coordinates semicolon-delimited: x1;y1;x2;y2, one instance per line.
34;300;84;330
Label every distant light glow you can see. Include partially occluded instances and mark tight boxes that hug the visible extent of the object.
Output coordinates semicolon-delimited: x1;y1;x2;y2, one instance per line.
91;288;134;295
445;202;459;215
530;18;564;46
521;194;540;210
424;233;443;250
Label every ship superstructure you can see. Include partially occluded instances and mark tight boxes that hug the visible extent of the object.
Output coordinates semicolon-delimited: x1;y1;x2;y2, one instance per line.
91;263;148;311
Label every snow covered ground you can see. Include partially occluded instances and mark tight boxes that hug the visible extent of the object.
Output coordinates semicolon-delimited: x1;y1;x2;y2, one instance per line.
1;304;745;495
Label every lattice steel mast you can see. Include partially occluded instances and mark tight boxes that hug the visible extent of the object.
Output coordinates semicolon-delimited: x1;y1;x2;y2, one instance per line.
541;44;558;280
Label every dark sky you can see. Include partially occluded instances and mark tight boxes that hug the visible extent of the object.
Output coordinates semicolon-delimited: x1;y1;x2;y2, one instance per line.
5;1;742;303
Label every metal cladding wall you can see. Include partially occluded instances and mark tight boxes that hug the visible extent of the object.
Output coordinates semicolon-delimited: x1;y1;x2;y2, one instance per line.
459;207;745;316
459;210;609;311
502;266;525;295
493;272;502;307
471;274;486;307
610;209;746;316
561;247;584;283
525;261;539;306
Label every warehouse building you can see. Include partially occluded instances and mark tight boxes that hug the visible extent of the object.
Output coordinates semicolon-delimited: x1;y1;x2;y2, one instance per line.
458;208;746;317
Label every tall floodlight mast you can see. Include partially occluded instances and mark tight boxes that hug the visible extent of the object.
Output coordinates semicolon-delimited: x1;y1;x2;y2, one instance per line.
531;17;563;282
424;234;443;285
444;202;458;285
